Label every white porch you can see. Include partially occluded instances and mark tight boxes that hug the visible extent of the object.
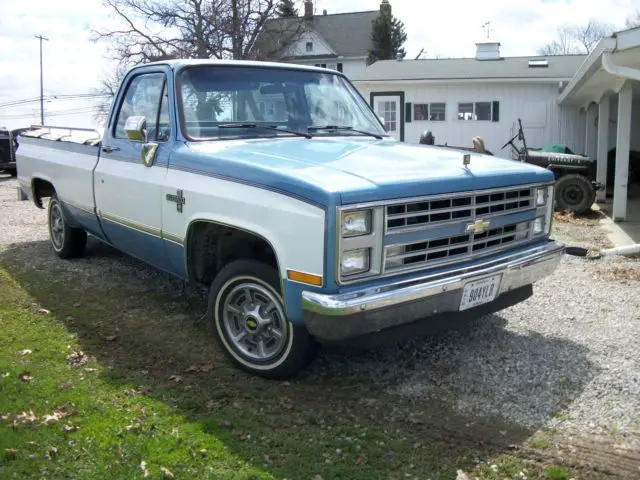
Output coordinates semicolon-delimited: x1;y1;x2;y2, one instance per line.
558;27;640;225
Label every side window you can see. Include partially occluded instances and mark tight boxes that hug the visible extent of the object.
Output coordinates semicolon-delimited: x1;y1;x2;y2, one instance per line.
114;73;167;140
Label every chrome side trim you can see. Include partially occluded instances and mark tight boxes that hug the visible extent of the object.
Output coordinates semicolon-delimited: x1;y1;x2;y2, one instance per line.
304;240;564;318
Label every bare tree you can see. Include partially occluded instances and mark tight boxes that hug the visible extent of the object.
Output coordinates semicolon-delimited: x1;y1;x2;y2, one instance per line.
626;10;640;29
91;0;306;116
92;0;304;65
538;26;578;55
90;64;129;122
538;19;614;55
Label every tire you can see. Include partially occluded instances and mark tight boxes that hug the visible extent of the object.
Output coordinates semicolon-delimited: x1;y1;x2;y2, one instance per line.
48;193;87;258
554;174;596;215
208;259;318;379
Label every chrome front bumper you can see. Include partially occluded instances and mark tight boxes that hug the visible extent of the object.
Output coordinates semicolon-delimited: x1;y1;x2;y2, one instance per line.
302;240;565;342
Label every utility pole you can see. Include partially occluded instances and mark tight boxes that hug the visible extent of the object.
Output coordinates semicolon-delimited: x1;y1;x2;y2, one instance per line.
35;34;49;126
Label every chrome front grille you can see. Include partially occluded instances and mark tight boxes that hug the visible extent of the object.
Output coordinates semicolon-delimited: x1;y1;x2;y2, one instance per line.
384;221;532;273
386;187;535;233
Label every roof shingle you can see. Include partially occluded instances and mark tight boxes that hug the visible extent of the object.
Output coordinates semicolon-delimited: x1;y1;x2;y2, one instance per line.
255;10;379;59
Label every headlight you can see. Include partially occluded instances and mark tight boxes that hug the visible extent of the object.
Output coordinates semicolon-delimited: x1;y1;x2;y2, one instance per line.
536;187;548;206
341;248;370;276
534;185;554;236
341;210;371;237
533;216;545;234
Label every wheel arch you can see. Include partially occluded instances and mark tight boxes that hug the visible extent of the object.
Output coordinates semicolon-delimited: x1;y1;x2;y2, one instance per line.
184;218;284;289
30;176;55;208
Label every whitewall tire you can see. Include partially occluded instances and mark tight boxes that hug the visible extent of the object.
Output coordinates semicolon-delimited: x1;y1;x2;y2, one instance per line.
208;260;317;379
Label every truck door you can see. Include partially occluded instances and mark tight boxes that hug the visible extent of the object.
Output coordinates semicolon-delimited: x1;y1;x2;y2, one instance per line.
94;65;174;271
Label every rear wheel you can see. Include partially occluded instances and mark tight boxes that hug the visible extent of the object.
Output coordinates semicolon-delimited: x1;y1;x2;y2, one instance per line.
208;260;317;379
48;193;87;258
554;174;596;215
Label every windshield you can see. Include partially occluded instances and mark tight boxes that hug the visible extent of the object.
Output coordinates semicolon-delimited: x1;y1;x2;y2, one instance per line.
176;65;387;140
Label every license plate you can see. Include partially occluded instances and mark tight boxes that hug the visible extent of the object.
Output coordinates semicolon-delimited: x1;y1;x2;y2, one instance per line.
459;274;502;311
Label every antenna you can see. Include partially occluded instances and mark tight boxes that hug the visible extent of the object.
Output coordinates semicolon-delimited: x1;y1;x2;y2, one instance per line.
481;21;492;39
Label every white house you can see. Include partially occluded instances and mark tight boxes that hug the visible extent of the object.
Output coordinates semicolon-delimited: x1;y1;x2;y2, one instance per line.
252;1;388;79
352;30;640;222
352;42;587;153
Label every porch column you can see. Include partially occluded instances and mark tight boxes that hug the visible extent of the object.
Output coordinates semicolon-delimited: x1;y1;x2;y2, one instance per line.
613;81;633;221
584;102;597;159
596;95;610;202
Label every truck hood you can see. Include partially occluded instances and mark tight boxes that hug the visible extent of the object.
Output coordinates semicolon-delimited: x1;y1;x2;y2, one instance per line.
184;137;554;205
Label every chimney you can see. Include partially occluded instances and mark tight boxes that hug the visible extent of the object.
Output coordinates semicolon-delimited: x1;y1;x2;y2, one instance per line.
304;0;313;20
475;41;501;60
380;0;391;16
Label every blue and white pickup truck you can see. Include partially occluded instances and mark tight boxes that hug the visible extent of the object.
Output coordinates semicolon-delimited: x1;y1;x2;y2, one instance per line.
16;59;564;378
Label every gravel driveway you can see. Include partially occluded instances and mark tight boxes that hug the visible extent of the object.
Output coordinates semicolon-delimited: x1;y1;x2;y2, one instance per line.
1;174;638;456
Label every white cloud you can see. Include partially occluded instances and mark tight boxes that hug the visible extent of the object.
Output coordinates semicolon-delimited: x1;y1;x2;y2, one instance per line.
0;0;116;129
318;0;638;58
0;0;637;129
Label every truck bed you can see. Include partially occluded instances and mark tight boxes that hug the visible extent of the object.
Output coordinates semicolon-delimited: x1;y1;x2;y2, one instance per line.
16;126;103;216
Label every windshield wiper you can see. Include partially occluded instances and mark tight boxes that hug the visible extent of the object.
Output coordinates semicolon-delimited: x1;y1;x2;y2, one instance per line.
217;123;312;139
307;125;384;139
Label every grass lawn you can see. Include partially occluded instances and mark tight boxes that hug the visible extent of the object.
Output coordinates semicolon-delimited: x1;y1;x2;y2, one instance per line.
0;245;600;479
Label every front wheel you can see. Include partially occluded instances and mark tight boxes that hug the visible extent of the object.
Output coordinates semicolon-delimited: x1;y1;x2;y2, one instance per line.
208;260;318;379
554;174;596;215
48;193;87;258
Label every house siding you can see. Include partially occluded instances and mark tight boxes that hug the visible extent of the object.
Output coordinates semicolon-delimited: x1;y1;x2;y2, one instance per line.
287;57;367;79
354;81;586;157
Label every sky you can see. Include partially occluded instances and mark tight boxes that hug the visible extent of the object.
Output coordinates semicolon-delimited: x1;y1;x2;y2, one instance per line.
0;0;637;129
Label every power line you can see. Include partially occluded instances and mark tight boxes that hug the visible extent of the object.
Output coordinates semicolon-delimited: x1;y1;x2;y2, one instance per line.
1;108;105;120
0;94;111;110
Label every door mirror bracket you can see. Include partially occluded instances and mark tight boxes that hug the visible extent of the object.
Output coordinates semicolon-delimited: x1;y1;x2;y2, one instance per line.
124;115;158;167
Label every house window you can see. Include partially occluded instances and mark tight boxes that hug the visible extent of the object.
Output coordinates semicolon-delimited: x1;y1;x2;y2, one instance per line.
377;100;397;132
457;101;499;121
306;42;313;52
413;103;446;121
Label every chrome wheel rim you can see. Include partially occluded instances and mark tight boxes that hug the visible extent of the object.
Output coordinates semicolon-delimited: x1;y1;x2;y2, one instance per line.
221;282;288;362
50;202;65;250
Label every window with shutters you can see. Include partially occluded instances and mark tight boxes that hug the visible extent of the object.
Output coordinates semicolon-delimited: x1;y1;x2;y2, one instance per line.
457;101;500;121
413;103;446;121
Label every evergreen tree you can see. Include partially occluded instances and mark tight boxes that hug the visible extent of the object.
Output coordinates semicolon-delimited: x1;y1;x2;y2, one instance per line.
276;0;298;17
367;12;407;65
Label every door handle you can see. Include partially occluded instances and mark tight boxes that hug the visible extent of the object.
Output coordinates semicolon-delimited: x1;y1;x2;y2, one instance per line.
101;145;120;153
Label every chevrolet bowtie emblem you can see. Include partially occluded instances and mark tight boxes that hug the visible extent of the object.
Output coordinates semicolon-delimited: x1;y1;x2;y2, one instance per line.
466;219;490;234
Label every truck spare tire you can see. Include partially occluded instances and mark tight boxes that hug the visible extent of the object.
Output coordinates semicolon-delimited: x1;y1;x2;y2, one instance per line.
554;173;596;215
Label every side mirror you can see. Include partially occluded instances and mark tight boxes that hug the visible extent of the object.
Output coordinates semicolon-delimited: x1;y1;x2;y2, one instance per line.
124;115;147;142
